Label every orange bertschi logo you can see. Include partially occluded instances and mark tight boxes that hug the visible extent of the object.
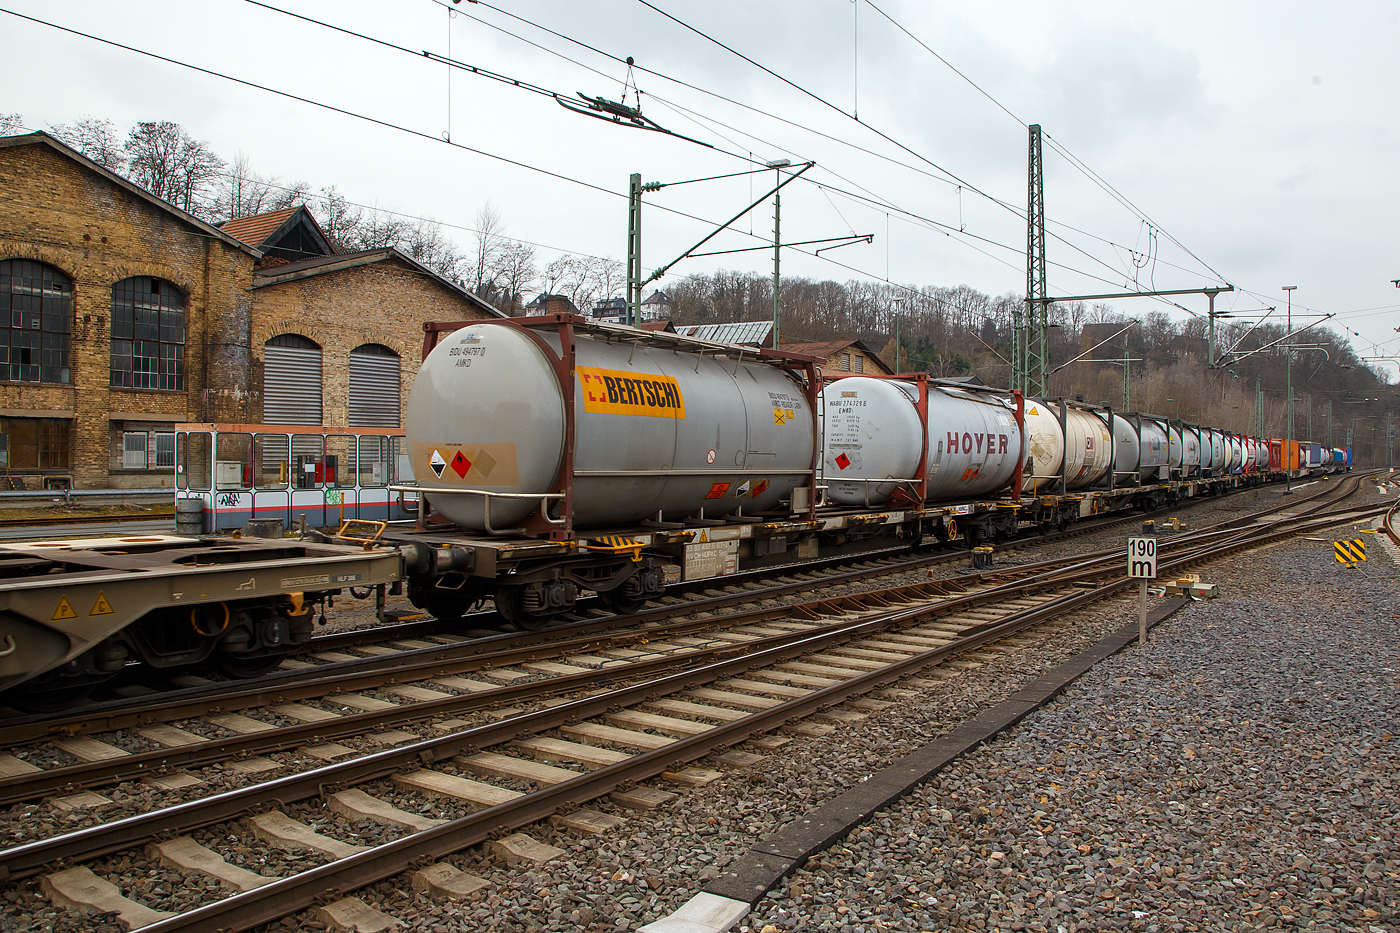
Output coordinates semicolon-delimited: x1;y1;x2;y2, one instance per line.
577;367;686;419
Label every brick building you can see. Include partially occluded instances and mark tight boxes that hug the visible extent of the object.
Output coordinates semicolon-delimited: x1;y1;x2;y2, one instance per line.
0;131;500;489
780;338;893;378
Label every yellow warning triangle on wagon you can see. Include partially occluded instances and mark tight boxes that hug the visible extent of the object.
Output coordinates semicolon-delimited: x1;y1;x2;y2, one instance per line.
90;592;115;616
51;596;78;622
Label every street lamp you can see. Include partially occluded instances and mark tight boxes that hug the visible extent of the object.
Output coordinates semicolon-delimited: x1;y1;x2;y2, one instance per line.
1282;286;1297;492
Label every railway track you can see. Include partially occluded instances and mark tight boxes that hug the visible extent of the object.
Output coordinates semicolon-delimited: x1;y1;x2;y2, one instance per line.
1;472;1367;741
0;472;1386;931
9;474;1330;714
0;511;172;529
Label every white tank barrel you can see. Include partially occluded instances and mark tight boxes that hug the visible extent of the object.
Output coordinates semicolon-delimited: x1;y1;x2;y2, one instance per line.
818;378;1023;504
407;321;815;530
820;377;923;506
1023;400;1112;492
1226;434;1243;472
1208;430;1227;473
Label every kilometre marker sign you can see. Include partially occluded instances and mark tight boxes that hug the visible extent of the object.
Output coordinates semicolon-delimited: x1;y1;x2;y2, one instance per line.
1127;536;1157;579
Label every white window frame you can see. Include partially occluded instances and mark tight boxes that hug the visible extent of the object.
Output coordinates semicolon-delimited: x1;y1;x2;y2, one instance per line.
122;430;176;469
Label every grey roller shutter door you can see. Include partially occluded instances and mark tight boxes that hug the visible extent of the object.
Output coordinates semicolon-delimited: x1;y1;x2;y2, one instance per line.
264;345;323;424
348;350;401;427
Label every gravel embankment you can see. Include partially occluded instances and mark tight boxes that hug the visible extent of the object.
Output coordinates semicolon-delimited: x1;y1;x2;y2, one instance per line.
741;516;1399;932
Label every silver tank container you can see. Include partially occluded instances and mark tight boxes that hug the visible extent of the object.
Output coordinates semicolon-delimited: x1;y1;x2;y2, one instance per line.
1137;419;1169;481
407;322;815;529
1102;413;1140;481
819;377;922;506
819;378;1023;504
1198;427;1214;473
1168;426;1201;476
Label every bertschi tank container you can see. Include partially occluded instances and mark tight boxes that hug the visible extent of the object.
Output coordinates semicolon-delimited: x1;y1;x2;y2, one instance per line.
406;319;816;530
818;377;1023;505
1022;400;1113;493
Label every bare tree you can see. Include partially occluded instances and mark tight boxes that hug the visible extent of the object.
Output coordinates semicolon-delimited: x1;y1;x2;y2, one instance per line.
311;186;364;250
123;122;224;217
216;151;311;221
0;113;23;136
493;241;538;312
123;122;187;202
174;134;226;219
403;219;468;281
469;203;508;297
48;116;125;172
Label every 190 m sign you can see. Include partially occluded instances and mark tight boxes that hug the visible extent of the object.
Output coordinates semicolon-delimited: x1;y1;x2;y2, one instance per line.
1127;536;1157;579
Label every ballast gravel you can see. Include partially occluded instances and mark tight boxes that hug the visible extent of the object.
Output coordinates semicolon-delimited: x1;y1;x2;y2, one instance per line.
740;524;1399;932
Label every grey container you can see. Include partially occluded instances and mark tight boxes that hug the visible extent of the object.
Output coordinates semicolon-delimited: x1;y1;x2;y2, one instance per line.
406;321;815;530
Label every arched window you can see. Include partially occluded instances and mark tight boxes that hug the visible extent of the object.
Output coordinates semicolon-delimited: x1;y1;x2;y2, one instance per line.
0;259;72;384
263;333;322;424
111;276;186;390
348;343;401;427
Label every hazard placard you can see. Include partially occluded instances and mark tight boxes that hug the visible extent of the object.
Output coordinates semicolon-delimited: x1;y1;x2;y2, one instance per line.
52;596;78;621
90;592;115;616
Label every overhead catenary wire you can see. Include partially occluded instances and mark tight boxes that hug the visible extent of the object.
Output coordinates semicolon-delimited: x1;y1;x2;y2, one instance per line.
624;0;1238;313
237;0;1167;300
7;4;1384;365
0;5;1060;315
438;0;1233;301
238;0;1077;284
861;0;1232;288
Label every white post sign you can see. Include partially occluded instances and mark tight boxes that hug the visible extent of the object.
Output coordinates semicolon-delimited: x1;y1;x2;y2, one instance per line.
1127;536;1157;645
1127;536;1157;578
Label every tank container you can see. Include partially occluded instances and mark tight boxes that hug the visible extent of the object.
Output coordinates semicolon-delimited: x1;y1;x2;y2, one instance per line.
406;322;815;529
818;378;1023;504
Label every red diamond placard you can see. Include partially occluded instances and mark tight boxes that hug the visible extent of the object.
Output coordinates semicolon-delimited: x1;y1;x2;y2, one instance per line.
834;452;851;470
451;450;472;478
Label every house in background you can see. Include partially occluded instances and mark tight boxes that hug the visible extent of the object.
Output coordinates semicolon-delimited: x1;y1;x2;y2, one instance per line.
0;131;499;489
641;289;671;322
780;338;893;377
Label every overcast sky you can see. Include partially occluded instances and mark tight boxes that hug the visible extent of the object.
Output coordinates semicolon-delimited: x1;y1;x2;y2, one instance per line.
4;1;1398;377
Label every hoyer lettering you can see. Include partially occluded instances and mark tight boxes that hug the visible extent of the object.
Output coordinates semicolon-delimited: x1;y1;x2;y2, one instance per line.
946;432;1009;455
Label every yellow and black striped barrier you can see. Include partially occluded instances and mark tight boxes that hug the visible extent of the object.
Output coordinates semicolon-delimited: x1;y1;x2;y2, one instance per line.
586;535;646;561
1334;538;1366;567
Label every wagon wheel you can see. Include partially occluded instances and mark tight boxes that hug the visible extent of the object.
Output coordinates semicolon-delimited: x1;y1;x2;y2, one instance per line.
494;586;552;632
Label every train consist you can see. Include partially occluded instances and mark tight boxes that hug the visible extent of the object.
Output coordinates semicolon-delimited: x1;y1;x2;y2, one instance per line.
0;313;1352;707
394;313;1349;625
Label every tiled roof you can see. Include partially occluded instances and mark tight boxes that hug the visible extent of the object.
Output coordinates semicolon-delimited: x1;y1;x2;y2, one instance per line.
781;340;856;359
782;339;894;374
220;206;302;248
